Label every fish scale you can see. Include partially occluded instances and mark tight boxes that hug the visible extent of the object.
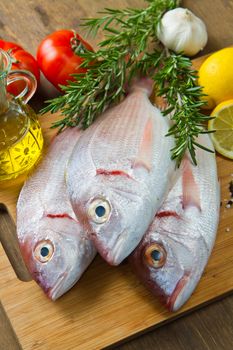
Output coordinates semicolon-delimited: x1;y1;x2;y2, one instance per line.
17;128;96;300
18;130;77;224
67;79;175;265
89;92;148;170
130;133;220;311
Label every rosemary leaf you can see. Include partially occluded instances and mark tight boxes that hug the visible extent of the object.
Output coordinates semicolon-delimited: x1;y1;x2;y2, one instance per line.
153;52;212;166
42;0;209;166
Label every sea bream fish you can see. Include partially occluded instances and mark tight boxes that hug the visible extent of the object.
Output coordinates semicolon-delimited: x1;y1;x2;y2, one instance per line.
17;128;96;300
67;78;174;265
130;134;220;311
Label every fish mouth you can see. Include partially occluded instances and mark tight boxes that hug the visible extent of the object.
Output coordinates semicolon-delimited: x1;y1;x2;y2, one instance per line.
91;230;126;266
166;272;191;312
106;234;126;265
47;271;68;301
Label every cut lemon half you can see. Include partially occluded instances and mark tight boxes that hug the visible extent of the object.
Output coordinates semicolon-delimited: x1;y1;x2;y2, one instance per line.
208;99;233;159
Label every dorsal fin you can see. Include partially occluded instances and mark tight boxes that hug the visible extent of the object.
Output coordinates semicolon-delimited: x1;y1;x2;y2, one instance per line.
182;157;201;211
132;118;153;172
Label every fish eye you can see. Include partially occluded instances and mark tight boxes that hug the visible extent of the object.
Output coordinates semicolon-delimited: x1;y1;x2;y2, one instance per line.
144;243;166;268
95;205;106;217
88;198;111;224
34;240;54;263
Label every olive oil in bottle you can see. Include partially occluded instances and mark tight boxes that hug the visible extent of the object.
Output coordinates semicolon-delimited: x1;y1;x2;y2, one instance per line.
0;49;43;181
0;104;43;181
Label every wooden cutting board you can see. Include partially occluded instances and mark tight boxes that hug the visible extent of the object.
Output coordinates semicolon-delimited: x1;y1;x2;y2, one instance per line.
0;54;233;350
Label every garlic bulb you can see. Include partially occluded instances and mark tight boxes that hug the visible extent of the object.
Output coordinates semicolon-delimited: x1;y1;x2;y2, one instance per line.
157;7;208;56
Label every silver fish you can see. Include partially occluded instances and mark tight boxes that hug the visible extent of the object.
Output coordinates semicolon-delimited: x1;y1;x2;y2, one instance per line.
17;128;96;300
130;134;220;311
67;78;174;265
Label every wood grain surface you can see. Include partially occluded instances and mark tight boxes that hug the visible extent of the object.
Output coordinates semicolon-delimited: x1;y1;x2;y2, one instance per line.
0;205;32;282
115;293;233;350
0;0;232;55
1;50;233;350
0;1;233;350
0;301;22;350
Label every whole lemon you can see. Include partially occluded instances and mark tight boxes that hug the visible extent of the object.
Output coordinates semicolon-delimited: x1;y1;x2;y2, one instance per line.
198;47;233;109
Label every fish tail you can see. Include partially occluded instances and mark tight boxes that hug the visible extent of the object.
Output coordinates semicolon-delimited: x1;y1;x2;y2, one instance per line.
129;77;154;97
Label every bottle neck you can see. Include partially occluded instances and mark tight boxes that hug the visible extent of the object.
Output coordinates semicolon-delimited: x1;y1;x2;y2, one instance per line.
0;77;8;114
0;51;10;114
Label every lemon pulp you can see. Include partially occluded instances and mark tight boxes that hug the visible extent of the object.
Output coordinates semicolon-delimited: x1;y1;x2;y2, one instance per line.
208;99;233;159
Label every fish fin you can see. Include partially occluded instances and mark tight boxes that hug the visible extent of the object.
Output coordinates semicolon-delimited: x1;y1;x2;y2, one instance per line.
132;118;153;172
182;157;201;211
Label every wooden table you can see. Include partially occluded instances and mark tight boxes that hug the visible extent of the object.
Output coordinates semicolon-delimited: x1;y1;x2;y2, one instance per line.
0;1;233;349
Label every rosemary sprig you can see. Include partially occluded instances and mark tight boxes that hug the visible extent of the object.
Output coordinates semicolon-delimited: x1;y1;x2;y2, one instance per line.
43;0;179;129
153;52;213;165
42;0;210;165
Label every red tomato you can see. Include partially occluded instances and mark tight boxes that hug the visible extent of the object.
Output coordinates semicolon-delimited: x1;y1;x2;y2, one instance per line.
37;30;93;90
0;40;40;96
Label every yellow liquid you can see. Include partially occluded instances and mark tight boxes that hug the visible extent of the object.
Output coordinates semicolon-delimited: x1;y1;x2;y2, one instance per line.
0;103;43;181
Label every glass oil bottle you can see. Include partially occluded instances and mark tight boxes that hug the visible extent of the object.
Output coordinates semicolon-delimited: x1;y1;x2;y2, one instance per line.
0;49;43;181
